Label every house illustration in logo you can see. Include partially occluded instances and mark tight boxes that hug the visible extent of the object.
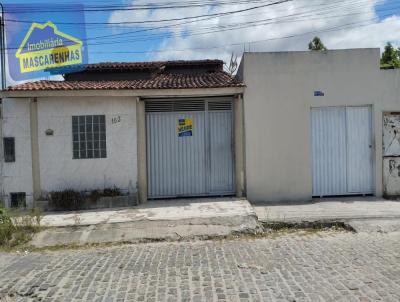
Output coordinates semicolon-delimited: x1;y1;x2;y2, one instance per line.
16;21;83;73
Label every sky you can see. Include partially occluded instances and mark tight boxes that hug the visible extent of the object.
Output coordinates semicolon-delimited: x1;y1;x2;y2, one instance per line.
2;0;400;73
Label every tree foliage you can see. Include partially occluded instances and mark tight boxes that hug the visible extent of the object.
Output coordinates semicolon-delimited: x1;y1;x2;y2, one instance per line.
308;36;327;51
381;42;400;69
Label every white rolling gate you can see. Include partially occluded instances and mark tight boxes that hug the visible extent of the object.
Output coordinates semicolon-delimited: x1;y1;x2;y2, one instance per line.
146;99;235;199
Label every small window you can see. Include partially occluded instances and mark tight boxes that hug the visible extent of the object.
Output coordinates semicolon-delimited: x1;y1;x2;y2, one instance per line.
72;115;107;159
10;192;26;208
3;137;15;162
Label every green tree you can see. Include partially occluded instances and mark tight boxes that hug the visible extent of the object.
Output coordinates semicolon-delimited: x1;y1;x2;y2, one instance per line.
381;42;400;69
308;36;327;51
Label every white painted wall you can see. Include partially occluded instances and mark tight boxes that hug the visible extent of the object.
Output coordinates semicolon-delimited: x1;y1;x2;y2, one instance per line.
1;98;34;207
37;97;137;195
0;96;138;207
240;49;400;202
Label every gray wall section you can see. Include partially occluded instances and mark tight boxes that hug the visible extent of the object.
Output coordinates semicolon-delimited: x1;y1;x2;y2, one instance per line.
240;49;400;202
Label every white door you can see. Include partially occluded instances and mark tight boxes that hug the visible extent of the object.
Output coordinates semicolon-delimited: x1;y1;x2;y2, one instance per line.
346;107;374;193
311;106;373;196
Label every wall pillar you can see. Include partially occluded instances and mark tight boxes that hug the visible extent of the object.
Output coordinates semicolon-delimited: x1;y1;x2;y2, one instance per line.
234;94;246;197
30;98;41;204
0;100;4;205
136;97;148;203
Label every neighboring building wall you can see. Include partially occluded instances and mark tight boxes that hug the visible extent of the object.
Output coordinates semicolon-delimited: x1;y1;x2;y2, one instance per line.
37;96;138;196
1;98;34;207
379;69;400;197
240;49;400;202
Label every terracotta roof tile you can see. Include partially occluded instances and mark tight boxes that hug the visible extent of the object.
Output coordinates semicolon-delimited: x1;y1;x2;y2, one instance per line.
7;71;243;91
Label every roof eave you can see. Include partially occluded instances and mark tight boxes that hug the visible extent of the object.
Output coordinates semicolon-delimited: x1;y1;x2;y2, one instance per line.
1;86;245;98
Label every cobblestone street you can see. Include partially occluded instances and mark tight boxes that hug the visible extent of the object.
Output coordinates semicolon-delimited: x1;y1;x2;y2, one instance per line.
1;231;400;302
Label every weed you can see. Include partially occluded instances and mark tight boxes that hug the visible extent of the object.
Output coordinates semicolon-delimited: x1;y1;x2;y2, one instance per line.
103;186;121;197
49;187;122;211
0;206;42;250
0;208;14;246
49;190;83;211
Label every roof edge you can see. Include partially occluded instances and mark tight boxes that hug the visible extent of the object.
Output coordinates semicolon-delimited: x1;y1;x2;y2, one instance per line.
1;86;245;98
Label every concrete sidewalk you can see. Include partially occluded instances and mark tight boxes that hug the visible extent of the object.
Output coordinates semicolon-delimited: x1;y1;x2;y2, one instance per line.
31;197;400;247
32;198;260;247
253;197;400;232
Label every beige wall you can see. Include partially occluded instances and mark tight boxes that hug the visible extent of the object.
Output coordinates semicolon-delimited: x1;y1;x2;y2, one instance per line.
240;49;400;202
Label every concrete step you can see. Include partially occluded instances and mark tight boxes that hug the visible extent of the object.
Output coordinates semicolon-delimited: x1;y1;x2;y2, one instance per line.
30;198;261;248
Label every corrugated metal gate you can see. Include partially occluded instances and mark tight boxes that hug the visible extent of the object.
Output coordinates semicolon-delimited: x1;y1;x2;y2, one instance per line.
311;106;374;197
146;99;235;199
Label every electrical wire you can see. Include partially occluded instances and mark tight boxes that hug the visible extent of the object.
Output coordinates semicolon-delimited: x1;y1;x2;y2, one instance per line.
1;0;397;55
87;17;397;55
4;0;292;25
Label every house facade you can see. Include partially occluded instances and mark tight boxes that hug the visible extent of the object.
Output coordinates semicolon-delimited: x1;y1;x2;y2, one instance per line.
238;48;400;202
0;60;245;208
1;49;400;208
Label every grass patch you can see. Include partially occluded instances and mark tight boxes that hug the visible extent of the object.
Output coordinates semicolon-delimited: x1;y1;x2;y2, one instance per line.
0;217;351;253
262;221;355;232
19;225;349;253
0;207;43;251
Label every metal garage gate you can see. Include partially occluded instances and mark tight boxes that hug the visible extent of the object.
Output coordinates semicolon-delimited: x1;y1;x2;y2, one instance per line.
311;106;374;197
146;99;235;199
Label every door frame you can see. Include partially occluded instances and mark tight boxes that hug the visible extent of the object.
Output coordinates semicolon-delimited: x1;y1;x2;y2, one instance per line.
138;95;244;202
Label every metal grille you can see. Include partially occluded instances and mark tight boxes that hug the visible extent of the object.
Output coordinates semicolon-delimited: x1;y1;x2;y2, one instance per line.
3;137;15;163
72;115;107;159
208;101;232;111
145;100;205;112
10;192;26;208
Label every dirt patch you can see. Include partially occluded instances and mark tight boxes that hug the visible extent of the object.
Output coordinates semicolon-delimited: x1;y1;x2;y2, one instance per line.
1;222;352;253
262;221;356;232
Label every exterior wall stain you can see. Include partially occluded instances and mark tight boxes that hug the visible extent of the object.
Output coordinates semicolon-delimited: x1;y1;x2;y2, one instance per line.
383;114;400;156
383;113;400;197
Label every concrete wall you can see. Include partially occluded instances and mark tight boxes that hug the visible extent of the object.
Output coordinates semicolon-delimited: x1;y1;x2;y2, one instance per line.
1;96;138;206
1;98;34;207
240;49;400;202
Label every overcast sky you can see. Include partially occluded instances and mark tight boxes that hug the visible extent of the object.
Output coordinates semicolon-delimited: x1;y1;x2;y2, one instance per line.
3;0;400;65
109;0;400;63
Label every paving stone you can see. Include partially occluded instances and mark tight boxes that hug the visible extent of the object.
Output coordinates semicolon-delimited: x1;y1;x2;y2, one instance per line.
0;231;400;301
